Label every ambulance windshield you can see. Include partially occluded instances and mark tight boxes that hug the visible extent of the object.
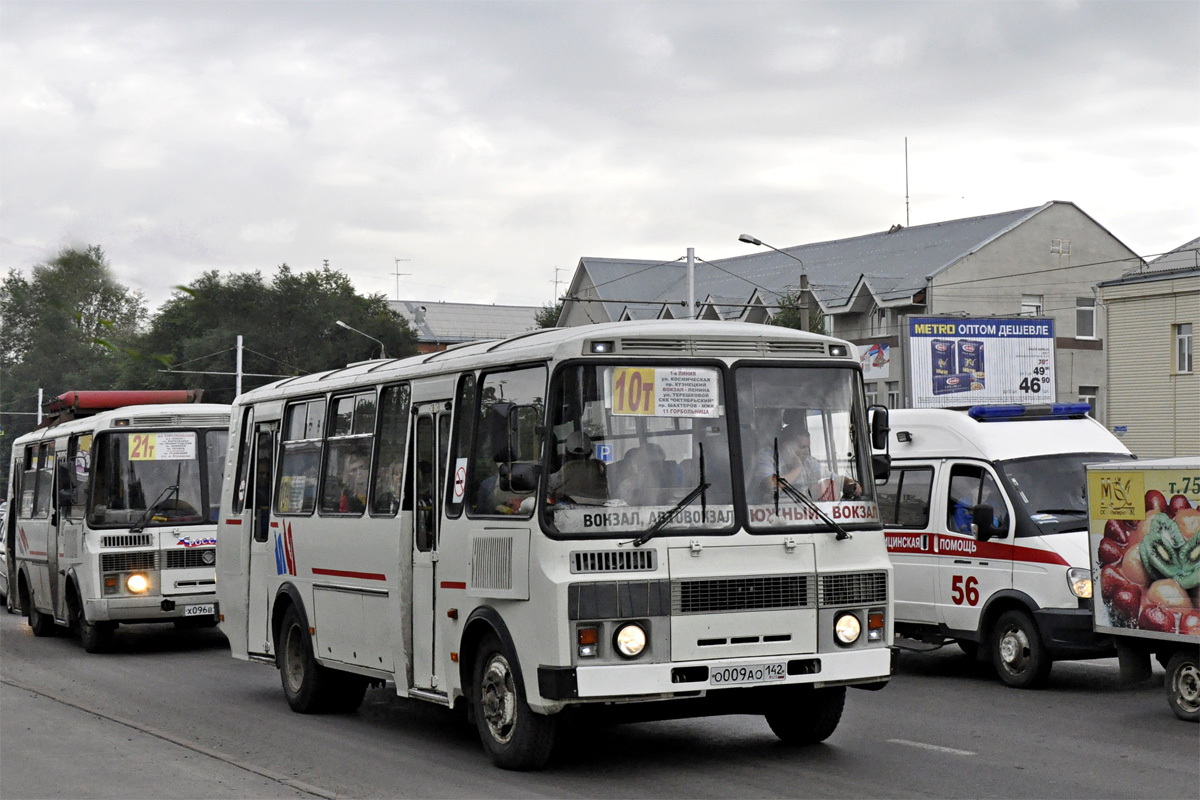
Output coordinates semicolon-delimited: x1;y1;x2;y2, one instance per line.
998;452;1135;533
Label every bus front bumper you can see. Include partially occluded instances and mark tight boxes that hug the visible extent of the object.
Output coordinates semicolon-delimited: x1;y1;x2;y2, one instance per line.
538;647;890;702
85;594;218;623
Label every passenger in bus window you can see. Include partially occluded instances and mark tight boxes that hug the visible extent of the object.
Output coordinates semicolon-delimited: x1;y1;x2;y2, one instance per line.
338;454;368;513
547;431;607;505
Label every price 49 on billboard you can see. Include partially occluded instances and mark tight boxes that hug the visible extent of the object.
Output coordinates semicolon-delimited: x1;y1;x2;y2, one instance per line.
906;317;1056;409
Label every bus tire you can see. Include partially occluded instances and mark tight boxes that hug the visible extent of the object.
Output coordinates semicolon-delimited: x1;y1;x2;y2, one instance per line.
764;686;846;744
1165;650;1199;722
280;605;329;713
990;609;1051;689
26;591;55;637
70;587;114;653
470;633;556;770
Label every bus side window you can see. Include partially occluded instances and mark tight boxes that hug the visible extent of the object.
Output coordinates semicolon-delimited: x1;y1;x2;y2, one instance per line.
232;408;254;514
370;384;410;516
70;434;92;513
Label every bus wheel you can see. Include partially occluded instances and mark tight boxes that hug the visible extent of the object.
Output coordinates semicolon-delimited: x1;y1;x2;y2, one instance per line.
279;605;329;713
765;686;846;744
1165;651;1200;722
26;591;55;637
470;633;556;770
70;588;114;653
990;610;1051;689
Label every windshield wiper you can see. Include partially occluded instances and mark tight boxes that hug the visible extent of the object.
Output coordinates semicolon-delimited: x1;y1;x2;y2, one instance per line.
772;441;851;540
631;443;709;548
130;483;181;533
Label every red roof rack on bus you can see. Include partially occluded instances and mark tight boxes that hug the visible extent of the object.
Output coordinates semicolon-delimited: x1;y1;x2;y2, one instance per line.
42;389;204;426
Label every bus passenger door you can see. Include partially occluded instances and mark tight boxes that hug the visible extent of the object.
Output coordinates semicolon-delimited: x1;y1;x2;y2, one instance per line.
412;402;450;691
246;423;278;656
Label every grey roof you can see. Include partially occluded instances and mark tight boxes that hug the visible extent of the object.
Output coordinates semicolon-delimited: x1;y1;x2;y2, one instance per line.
1098;236;1200;287
391;300;541;344
567;204;1063;320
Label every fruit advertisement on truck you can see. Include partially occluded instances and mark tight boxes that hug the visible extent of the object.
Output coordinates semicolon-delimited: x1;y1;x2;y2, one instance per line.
1088;460;1200;640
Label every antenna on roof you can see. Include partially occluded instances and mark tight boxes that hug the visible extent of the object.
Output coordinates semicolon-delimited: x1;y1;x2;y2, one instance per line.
393;257;411;302
905;137;910;227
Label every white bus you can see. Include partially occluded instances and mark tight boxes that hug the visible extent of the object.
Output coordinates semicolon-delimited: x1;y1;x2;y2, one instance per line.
217;320;893;769
5;391;230;652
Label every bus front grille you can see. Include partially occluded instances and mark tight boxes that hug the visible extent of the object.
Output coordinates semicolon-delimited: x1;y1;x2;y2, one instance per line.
672;575;814;614
818;572;888;606
101;552;157;573
570;549;657;573
164;548;216;569
102;533;153;548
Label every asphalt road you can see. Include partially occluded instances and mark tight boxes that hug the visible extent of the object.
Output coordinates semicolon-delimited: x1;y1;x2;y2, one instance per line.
0;609;1195;800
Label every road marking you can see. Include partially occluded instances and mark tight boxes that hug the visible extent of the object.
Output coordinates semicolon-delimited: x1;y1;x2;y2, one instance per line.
888;738;976;756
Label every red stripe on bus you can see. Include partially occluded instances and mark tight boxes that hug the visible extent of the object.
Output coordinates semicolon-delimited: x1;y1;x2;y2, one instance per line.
312;567;387;581
441;581;467;590
225;518;242;525
28;550;47;557
270;521;279;528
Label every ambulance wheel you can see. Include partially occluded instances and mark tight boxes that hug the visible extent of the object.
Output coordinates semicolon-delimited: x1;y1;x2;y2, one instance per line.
70;587;114;653
470;632;556;770
765;686;846;744
1165;651;1199;722
990;610;1051;688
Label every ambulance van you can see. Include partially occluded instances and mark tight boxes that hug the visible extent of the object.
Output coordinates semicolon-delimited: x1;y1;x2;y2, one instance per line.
880;403;1132;687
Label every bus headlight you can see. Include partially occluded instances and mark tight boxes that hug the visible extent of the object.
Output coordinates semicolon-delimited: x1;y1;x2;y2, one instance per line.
1067;568;1092;599
614;623;647;658
834;613;862;645
126;573;150;594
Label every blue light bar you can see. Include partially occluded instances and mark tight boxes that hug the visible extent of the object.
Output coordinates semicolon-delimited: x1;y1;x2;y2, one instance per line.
968;403;1092;421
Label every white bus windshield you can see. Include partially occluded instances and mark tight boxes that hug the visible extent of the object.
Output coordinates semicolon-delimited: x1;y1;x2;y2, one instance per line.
542;364;735;535
737;365;877;530
88;429;228;527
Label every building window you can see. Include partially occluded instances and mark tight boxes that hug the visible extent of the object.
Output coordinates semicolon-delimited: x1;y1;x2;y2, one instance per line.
865;382;878;406
1051;239;1071;255
1078;385;1099;418
1177;323;1194;374
1076;297;1095;338
1021;295;1043;317
870;307;887;336
825;315;834;336
886;381;900;409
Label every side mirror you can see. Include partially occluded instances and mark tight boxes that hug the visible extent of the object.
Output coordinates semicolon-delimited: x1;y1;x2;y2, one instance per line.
872;453;892;482
500;463;540;493
971;504;1005;541
869;405;890;451
488;402;514;462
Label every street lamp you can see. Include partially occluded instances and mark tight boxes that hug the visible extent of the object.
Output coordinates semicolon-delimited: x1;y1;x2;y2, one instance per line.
335;320;387;359
738;233;809;329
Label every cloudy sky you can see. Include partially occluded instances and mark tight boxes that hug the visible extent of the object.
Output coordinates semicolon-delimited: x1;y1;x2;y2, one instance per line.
2;0;1197;311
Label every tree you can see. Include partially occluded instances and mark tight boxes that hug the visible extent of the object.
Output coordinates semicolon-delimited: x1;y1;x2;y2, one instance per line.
124;264;419;404
769;287;826;336
535;299;564;328
1;245;148;485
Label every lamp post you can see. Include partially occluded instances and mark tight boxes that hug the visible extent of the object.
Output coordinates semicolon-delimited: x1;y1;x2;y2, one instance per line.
335;320;387;359
738;234;809;330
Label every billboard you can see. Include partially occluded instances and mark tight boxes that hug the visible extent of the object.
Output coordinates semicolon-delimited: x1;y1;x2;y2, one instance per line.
858;343;890;380
907;317;1055;408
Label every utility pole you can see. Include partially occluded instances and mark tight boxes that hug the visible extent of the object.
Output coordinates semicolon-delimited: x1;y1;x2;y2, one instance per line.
393;257;412;302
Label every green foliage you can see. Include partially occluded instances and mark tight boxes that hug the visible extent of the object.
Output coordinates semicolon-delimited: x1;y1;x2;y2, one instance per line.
535;299;563;328
769;287;826;335
1;246;147;476
124;264;419;404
